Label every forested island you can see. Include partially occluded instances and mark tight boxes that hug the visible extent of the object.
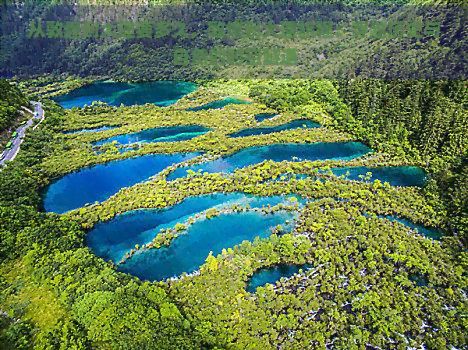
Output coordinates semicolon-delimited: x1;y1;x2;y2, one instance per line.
1;0;468;349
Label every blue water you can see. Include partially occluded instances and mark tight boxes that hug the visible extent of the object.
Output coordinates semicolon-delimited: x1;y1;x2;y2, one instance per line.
364;213;441;239
255;113;277;122
381;216;441;240
246;263;313;293
53;81;197;109
88;193;302;271
228;119;320;138
64;126;119;134
167;142;372;181
119;211;297;281
186;97;251;111
330;166;427;187
93;125;211;146
43;152;200;214
269;166;427;187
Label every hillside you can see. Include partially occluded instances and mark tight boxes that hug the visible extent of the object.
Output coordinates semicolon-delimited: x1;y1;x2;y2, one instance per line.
0;80;30;148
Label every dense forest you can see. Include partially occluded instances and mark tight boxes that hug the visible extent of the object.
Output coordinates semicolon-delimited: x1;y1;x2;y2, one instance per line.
1;0;467;80
0;0;467;349
0;77;467;349
0;80;30;147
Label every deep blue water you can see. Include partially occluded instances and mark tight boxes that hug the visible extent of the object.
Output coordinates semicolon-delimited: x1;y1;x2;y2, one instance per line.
167;142;373;181
228;119;320;138
86;193;302;281
64;126;119;134
93;125;211;146
330;166;427;187
186;97;251;111
246;263;313;293
53;81;197;109
255;113;277;122
43;152;200;214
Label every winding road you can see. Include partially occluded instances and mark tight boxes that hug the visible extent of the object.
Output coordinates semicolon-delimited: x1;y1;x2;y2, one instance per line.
0;101;43;166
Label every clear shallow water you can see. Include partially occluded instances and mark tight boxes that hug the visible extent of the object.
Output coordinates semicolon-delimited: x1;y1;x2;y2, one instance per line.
167;142;373;181
53;81;197;109
186;97;251;111
64;126;119;134
93;125;211;146
246;263;313;293
88;193;303;265
330;166;427;187
43;152;200;214
255;113;277;122
228;119;320;138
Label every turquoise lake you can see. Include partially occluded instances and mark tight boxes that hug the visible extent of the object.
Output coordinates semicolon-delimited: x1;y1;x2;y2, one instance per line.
246;264;313;293
119;211;297;281
376;215;441;240
331;166;427;187
53;81;197;109
88;193;294;263
167;142;373;181
93;125;211;146
255;113;277;122
43;152;200;214
228;119;320;138
64;126;119;134
87;193;302;281
186;97;251;111
270;166;427;187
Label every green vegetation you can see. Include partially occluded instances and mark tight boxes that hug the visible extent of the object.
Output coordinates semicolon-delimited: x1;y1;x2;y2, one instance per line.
0;77;466;349
1;0;467;347
3;0;465;81
16;78;94;100
0;80;30;149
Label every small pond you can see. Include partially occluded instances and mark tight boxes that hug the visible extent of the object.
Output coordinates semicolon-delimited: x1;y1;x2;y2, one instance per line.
228;119;320;138
246;263;313;293
254;113;277;122
93;125;211;146
330;166;427;187
379;215;441;240
363;212;441;240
